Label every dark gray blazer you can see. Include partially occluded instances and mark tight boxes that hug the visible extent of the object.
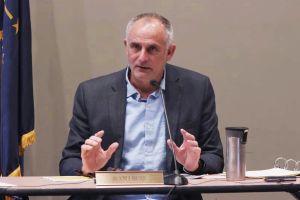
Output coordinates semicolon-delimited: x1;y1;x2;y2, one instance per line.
59;64;224;200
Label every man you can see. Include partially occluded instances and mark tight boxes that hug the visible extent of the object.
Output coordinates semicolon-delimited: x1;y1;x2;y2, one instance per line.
60;13;223;200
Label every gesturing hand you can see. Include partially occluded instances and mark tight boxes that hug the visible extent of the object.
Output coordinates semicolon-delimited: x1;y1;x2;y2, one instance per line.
81;130;119;174
167;129;201;172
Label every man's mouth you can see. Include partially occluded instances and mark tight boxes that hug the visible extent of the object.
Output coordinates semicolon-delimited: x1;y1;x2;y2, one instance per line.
137;65;151;70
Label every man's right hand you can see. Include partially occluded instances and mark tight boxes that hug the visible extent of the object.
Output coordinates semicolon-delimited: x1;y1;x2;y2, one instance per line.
81;130;119;175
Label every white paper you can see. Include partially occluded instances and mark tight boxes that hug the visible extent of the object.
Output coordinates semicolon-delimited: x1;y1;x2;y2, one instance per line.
246;168;300;178
43;176;91;182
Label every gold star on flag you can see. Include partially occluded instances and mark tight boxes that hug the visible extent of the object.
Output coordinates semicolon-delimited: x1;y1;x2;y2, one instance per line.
13;19;19;34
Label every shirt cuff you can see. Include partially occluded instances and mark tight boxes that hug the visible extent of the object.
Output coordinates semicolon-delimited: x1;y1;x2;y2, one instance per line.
183;159;206;175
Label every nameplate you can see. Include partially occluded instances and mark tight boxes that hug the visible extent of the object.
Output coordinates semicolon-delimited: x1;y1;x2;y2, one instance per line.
95;171;164;185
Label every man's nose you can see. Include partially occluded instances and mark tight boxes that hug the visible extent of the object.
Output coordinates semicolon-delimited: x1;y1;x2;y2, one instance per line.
138;49;149;63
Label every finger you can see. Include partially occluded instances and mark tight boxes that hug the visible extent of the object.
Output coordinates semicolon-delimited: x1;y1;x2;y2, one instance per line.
181;140;198;153
94;131;105;150
105;142;119;159
94;130;105;138
187;140;199;147
191;146;201;154
167;139;180;154
89;135;102;143
189;146;201;157
180;129;195;141
85;137;102;147
81;144;93;152
81;144;94;158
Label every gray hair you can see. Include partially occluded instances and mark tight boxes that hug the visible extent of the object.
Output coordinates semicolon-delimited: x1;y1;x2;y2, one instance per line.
125;13;174;45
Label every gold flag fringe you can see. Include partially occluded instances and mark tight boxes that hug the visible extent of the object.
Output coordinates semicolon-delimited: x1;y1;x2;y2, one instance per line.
20;130;36;156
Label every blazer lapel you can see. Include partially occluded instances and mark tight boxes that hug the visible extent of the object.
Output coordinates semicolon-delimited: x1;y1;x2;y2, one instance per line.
108;70;127;169
164;65;183;171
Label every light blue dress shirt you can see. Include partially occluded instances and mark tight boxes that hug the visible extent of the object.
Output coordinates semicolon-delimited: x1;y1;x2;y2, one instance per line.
110;68;167;200
121;69;166;171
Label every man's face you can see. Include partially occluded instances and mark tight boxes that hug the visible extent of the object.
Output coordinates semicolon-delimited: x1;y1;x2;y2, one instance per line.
124;18;176;88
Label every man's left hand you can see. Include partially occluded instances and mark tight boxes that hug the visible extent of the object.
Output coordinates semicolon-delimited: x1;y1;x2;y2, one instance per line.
167;129;201;172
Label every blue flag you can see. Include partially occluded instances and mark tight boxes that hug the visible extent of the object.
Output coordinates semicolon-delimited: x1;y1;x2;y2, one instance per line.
0;0;36;177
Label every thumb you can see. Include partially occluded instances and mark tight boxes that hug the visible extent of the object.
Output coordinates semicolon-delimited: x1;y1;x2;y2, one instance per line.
167;139;180;154
105;142;119;159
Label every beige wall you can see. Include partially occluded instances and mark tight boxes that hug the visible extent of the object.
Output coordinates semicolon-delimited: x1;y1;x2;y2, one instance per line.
25;0;300;199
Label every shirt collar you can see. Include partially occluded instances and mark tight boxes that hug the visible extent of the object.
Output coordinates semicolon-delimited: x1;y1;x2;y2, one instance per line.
125;67;166;98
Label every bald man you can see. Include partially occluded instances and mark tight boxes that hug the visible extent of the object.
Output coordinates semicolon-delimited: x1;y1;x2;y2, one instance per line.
60;13;223;200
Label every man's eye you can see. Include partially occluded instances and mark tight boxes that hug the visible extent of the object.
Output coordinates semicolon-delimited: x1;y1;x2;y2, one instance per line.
147;46;158;53
130;43;141;51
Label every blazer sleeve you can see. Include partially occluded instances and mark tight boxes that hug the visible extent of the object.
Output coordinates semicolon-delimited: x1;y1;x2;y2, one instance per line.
198;78;224;174
59;83;90;176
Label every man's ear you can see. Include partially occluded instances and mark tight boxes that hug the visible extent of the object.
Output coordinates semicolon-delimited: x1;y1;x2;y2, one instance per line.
166;44;176;61
123;39;127;47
